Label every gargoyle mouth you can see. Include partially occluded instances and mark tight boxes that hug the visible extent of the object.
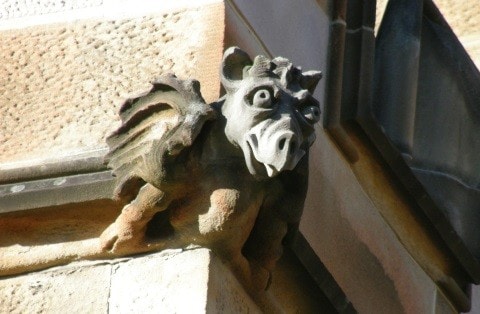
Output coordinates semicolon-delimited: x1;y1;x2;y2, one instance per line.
244;140;272;179
243;129;306;179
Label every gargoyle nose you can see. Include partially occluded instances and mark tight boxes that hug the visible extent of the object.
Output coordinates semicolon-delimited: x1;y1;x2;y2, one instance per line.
247;130;305;177
277;133;297;158
266;132;305;176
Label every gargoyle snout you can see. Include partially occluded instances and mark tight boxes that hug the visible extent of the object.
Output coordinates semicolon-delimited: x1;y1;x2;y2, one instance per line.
246;120;306;177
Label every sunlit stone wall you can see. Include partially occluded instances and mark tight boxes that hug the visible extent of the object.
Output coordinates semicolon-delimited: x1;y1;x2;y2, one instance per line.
0;0;224;169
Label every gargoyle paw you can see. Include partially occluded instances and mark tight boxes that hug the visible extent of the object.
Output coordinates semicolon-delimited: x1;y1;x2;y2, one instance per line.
99;223;120;252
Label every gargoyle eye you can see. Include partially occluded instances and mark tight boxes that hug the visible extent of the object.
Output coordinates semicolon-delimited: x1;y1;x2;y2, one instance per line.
248;88;274;109
301;105;321;123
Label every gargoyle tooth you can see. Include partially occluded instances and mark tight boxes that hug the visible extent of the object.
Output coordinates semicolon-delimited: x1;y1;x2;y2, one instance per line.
265;164;278;177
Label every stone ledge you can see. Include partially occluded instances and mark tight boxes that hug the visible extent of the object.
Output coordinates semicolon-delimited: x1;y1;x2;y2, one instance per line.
0;171;114;213
0;248;261;313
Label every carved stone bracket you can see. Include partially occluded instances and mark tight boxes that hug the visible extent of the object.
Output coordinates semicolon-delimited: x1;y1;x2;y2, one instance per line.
99;46;322;308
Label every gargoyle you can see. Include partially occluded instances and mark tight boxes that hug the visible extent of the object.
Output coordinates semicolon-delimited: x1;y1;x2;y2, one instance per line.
100;47;322;301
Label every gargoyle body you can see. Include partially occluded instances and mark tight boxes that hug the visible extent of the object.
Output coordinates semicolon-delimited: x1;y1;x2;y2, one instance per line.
100;47;322;301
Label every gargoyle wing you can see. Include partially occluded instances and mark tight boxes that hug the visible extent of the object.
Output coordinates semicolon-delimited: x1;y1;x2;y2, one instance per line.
106;74;215;201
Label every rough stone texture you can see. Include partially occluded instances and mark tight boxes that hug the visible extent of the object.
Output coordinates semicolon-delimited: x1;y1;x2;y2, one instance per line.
0;200;119;276
0;248;260;313
91;47;323;304
425;0;480;38
109;249;213;313
0;262;111;313
0;6;323;300
0;246;326;313
0;0;224;166
206;255;262;314
0;0;103;20
376;0;480;68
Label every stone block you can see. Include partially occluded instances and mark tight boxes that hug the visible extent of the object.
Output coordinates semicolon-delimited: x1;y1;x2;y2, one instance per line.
109;249;210;313
0;262;111;313
109;249;260;313
206;253;261;313
0;0;224;168
0;248;260;313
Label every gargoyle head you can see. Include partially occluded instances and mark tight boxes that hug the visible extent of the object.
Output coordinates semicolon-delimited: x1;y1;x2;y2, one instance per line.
220;47;322;178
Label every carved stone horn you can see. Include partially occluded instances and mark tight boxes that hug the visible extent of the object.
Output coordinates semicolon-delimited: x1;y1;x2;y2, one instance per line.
300;70;322;94
221;46;252;92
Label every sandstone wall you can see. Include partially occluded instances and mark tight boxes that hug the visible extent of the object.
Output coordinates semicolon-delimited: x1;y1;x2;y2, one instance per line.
0;0;224;170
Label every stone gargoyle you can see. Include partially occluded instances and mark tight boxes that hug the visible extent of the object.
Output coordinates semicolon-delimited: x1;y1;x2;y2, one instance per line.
100;47;322;298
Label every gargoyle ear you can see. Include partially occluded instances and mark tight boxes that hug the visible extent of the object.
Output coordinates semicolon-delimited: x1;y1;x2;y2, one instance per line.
300;70;322;94
221;47;252;91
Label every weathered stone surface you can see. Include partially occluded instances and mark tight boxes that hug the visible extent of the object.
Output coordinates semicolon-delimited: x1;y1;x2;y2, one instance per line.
98;48;322;302
0;200;119;277
0;262;111;313
207;254;262;313
0;0;224;166
0;2;327;310
0;246;328;313
0;41;323;308
0;248;260;313
109;249;260;313
108;249;211;313
0;0;103;20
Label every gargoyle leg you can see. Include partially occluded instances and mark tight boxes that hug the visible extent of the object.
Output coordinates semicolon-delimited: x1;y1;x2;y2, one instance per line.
225;254;285;313
100;183;168;255
242;210;289;286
